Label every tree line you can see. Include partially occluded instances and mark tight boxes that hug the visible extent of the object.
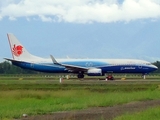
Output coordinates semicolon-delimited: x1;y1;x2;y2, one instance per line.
153;61;160;73
0;61;38;74
0;61;160;74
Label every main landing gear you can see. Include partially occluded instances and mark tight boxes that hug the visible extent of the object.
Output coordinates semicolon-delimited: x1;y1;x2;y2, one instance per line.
77;72;84;78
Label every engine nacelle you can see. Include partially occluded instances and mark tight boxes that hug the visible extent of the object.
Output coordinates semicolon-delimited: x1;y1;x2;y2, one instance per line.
87;68;102;76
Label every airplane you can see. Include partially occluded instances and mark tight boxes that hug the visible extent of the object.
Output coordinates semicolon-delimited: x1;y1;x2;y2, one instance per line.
5;33;158;80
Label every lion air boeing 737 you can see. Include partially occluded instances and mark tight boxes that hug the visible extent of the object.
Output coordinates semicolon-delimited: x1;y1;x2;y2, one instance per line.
5;33;158;79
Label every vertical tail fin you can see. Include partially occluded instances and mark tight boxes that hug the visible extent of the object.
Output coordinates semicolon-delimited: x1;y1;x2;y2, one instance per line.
7;33;43;61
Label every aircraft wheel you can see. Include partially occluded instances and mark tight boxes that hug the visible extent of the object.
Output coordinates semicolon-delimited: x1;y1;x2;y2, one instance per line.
77;74;84;78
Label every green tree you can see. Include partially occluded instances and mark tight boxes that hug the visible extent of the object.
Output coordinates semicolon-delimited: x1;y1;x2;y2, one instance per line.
153;61;160;73
0;61;38;74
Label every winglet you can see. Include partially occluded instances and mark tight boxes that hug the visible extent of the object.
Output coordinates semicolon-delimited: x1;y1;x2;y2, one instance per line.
50;55;61;65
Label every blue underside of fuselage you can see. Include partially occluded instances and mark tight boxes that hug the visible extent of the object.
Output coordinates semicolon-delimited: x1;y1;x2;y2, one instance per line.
12;61;155;74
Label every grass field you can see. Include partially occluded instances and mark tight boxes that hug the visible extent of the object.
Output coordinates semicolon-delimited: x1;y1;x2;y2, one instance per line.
114;107;160;120
0;75;160;119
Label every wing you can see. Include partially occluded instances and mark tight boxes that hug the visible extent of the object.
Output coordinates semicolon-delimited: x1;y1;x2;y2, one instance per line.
50;55;88;72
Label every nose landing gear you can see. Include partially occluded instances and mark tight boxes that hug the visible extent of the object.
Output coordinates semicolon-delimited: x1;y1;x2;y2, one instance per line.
142;74;147;79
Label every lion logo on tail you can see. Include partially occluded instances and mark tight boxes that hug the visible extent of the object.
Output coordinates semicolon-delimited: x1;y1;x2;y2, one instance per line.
12;44;23;57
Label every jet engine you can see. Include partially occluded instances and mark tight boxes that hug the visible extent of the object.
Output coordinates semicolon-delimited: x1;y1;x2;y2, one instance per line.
87;68;102;76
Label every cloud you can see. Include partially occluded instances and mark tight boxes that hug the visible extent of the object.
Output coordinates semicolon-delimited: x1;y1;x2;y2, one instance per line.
0;0;160;23
39;15;53;22
9;16;16;21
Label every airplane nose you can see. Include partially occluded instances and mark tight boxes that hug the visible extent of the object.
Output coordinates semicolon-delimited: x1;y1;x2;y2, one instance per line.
152;65;158;70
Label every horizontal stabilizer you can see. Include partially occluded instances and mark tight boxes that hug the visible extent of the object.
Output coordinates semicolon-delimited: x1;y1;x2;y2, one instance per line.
4;58;20;62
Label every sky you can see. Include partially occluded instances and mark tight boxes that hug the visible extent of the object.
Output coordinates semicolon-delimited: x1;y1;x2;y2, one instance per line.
0;0;160;62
